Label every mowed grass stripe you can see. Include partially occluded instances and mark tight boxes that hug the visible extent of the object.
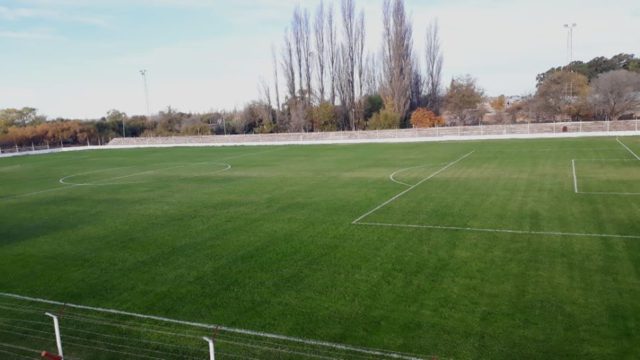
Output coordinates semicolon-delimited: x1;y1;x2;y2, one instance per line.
1;137;639;359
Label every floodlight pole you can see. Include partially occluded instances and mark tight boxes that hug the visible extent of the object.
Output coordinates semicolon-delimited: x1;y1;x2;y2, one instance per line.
203;337;215;360
563;23;577;68
45;313;64;359
140;70;151;118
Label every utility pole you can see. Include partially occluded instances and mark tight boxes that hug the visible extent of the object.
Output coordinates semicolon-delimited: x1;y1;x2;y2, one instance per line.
140;70;151;118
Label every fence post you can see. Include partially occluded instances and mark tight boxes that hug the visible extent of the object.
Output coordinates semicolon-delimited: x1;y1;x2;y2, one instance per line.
203;337;215;360
32;142;35;151
15;144;19;153
45;313;64;359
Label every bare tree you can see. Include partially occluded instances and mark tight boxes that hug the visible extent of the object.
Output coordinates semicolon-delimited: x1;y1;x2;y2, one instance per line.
271;45;281;111
381;0;413;125
281;29;296;100
314;1;326;103
258;77;272;108
303;9;313;103
355;10;366;100
590;69;640;120
327;3;338;105
410;58;424;111
364;53;379;96
425;19;444;114
340;0;357;130
292;6;305;97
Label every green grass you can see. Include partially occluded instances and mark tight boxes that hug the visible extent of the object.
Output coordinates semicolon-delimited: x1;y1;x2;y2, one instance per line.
1;136;640;359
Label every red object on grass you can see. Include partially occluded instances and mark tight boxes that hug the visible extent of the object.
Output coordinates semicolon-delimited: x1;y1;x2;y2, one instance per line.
41;351;62;360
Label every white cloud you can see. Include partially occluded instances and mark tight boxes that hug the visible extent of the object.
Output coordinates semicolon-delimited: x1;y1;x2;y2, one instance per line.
3;0;640;118
0;29;60;39
0;5;109;26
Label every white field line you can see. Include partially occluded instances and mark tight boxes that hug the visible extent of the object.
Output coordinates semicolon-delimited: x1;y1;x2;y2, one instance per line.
566;158;639;162
355;222;640;240
353;151;475;224
617;137;640;160
578;191;640;196
572;160;579;193
59;166;138;186
3;148;275;200
0;293;426;360
60;162;231;186
389;163;448;187
0;185;77;200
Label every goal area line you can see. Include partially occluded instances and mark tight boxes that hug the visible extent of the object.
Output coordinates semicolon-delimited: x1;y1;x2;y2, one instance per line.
571;139;640;196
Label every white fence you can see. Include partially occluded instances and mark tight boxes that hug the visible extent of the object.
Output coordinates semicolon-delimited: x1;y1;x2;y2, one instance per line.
108;120;640;147
1;120;639;158
0;292;431;360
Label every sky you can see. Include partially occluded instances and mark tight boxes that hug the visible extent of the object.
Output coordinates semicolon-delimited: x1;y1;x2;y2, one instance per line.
0;0;638;119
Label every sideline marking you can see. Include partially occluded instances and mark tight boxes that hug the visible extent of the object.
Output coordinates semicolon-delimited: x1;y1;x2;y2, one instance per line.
0;292;425;360
353;151;475;224
617;137;640;160
355;222;640;240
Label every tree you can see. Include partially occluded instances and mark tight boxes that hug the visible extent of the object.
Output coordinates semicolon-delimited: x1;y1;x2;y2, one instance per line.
326;2;338;105
311;102;339;131
0;107;45;133
425;19;443;114
363;94;384;122
381;0;413;125
536;53;640;86
410;108;444;128
314;1;327;103
410;61;424;111
292;7;305;97
444;75;485;125
490;95;506;112
301;9;313;102
106;109;128;137
534;71;590;120
272;45;281;111
590;70;640;120
340;0;357;130
282;29;296;100
368;108;401;130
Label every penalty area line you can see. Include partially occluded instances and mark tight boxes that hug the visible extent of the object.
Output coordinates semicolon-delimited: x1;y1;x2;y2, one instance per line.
355;222;640;240
353;151;475;224
617;137;640;161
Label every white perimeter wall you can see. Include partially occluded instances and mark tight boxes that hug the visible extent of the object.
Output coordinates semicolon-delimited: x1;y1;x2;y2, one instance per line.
1;120;639;158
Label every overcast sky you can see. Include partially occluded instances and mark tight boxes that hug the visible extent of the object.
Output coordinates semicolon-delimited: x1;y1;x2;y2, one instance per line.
1;0;638;119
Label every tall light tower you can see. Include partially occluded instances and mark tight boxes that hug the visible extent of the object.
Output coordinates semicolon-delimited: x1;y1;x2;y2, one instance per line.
563;23;577;69
563;23;577;100
140;70;150;118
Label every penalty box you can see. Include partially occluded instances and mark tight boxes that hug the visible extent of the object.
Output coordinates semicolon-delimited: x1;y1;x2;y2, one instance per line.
573;159;640;195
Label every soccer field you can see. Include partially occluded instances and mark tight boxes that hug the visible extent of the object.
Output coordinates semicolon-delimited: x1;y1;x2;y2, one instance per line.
1;136;640;359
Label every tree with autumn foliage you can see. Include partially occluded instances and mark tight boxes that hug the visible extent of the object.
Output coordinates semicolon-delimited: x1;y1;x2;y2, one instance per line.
410;108;444;128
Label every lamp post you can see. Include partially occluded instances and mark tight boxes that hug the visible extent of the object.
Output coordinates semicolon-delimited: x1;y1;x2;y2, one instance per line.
563;23;577;68
140;70;150;118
